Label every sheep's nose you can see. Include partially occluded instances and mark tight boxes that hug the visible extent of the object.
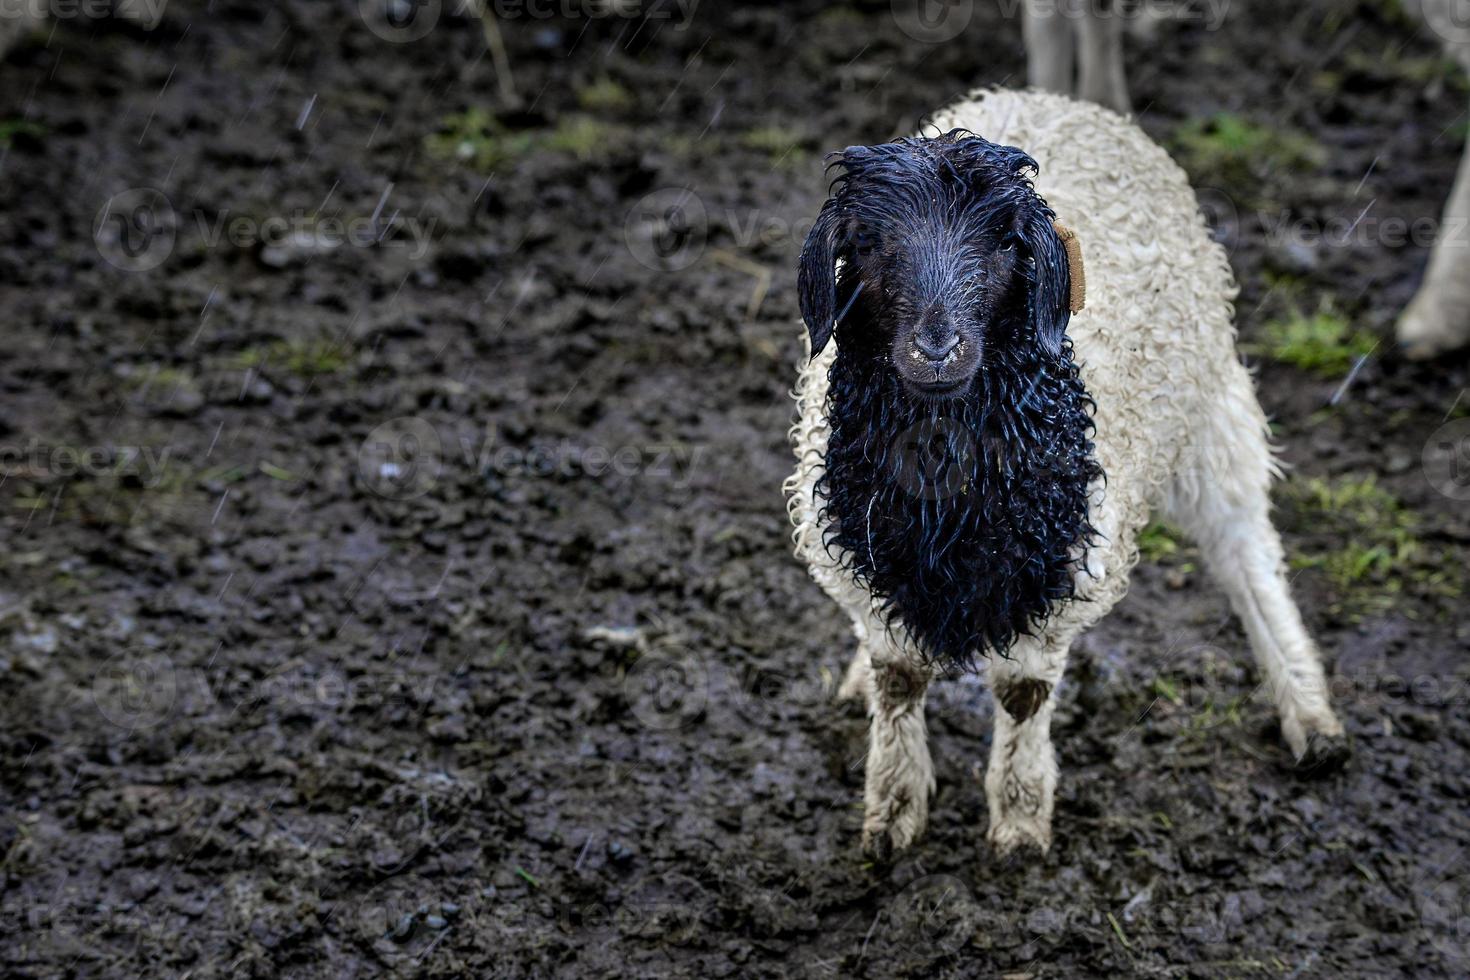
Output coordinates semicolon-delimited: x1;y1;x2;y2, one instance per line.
913;331;960;361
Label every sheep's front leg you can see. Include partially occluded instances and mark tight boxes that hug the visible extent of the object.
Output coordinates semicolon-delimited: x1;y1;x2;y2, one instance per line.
857;651;935;859
985;638;1069;856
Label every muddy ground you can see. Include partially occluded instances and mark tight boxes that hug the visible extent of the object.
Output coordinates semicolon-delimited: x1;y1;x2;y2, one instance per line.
1;0;1469;976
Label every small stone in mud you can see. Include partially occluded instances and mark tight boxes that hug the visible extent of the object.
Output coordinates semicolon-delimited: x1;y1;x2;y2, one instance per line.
425;914;448;930
440;902;461;918
607;839;634;863
390;914;416;942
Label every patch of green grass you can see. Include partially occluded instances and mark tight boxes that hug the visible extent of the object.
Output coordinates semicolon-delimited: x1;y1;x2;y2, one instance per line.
543;116;615;161
1278;474;1460;617
425;108;534;171
1137;520;1185;562
1254;302;1377;376
236;339;350;377
425;110;617;170
577;78;634;113
0;119;46;148
740;125;808;167
1171;113;1325;191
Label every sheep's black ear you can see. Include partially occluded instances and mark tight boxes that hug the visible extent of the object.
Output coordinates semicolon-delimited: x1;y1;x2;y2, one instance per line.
1021;211;1072;358
798;202;841;357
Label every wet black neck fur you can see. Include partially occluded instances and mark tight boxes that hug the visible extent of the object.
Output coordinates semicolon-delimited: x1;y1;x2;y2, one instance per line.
816;301;1102;671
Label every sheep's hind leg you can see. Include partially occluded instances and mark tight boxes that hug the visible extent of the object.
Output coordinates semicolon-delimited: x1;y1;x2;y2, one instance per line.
1167;429;1349;772
857;650;935;859
1398;103;1470;359
984;636;1069;856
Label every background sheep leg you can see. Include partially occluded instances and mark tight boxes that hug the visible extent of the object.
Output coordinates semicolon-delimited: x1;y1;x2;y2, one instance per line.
1076;6;1130;114
1397;100;1470;358
984;637;1069;855
859;651;935;859
1023;0;1075;95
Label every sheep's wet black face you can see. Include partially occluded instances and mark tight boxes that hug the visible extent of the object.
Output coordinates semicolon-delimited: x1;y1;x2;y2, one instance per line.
797;131;1100;668
847;191;1023;399
798;131;1076;401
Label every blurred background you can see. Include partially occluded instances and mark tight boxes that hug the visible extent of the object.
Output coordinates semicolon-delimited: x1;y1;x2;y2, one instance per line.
1;1;1469;976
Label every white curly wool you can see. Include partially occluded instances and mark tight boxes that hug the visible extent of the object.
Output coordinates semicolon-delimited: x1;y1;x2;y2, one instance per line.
785;89;1345;857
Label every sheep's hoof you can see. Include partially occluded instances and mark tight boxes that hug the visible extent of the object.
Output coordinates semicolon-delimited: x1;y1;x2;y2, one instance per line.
861;828;898;863
1294;732;1351;777
1396;308;1470;360
1399;335;1468;361
986;820;1050;860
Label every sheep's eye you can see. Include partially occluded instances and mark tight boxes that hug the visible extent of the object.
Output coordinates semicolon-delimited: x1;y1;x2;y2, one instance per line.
851;229;877;254
998;238;1015;253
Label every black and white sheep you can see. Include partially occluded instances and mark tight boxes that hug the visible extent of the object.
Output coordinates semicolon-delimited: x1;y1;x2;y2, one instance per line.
785;89;1348;857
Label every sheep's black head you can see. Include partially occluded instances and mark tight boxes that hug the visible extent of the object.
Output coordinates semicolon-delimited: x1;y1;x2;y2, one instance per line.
799;131;1072;400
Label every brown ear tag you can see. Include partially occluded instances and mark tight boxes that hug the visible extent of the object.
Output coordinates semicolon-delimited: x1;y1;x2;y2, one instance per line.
1052;220;1086;314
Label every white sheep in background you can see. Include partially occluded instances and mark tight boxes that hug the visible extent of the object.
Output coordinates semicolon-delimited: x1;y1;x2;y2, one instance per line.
1025;0;1470;357
785;88;1347;857
1022;0;1132;114
1396;0;1470;357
